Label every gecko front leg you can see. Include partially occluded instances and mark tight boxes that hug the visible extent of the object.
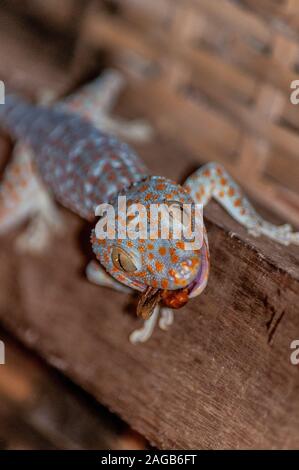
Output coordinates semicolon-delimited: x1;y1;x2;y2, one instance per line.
158;308;174;331
86;260;131;293
86;261;175;343
184;162;299;246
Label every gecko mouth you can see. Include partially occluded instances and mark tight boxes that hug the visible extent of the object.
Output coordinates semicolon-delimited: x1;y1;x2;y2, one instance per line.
136;281;192;319
136;240;209;319
136;256;205;319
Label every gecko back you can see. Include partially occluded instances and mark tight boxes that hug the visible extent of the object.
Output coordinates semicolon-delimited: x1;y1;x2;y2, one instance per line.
0;93;148;220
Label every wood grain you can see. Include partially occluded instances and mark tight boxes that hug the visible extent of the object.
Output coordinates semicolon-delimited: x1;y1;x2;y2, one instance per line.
0;329;147;450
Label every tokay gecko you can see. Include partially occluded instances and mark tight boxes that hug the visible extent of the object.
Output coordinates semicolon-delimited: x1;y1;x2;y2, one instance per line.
0;70;298;343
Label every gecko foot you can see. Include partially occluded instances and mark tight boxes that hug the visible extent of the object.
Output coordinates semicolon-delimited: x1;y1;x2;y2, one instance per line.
115;119;154;142
129;306;175;344
248;223;299;246
158;308;174;331
100;116;154;143
129;305;160;344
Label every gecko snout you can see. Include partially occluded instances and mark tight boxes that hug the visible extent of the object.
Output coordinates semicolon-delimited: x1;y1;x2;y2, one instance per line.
167;255;200;290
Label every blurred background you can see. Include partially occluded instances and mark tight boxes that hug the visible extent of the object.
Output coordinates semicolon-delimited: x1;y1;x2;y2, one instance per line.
0;0;298;449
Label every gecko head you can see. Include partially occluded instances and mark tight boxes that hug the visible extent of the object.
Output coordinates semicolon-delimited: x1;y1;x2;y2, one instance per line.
91;176;210;319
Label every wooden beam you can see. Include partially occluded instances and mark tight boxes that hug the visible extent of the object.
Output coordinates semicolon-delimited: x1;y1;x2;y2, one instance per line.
0;131;298;449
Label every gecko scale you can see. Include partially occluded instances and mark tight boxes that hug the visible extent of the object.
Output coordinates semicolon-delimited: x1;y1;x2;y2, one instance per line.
0;70;298;343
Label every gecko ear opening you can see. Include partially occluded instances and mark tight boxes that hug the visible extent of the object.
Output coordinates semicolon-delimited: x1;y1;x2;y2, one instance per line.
137;287;162;320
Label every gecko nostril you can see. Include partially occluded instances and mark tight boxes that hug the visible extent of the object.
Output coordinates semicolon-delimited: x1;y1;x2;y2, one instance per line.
168;257;200;286
180;260;192;271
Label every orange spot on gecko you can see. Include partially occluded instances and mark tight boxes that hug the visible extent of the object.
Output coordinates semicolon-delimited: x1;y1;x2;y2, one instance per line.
176;241;185;249
228;187;235;197
216;167;223;175
155;261;164;272
148;253;154;260
135;271;146;277
234;198;242;207
168;268;177;278
171;254;179;264
220;178;227;186
156;184;166;191
161;279;169;289
147;243;154;250
191;257;199;268
203;170;211;177
174;278;188;287
159;247;167;256
218;191;225;198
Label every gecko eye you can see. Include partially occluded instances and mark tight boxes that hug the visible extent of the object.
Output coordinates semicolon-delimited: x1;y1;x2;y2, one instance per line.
112;246;137;273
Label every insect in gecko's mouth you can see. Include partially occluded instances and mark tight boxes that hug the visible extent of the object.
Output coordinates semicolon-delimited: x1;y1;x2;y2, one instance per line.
136;240;210;320
136;266;202;320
